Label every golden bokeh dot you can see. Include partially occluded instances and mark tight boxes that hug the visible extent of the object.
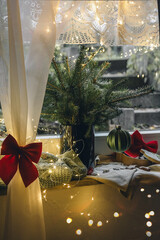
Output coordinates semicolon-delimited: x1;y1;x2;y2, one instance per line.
145;213;150;219
97;221;103;227
140;188;145;192
156;189;160;193
88;220;94;226
76;229;82;235
146;221;152;227
66;218;72;224
149;211;155;216
146;231;152;237
147;194;151;198
114;212;119;218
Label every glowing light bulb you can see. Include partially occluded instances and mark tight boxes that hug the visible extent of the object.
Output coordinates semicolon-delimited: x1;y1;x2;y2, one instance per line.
114;212;119;218
146;231;152;237
97;221;103;227
56;144;60;149
76;229;82;235
80;212;84;215
46;28;50;33
146;221;152;227
88;220;94;226
147;194;151;198
70;195;74;199
149;211;155;216
140;188;145;192
87;213;91;216
66;218;72;224
91;197;94;201
145;213;150;219
156;189;160;193
118;20;123;25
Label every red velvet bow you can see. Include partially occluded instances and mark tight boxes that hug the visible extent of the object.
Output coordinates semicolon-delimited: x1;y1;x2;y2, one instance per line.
125;130;158;158
0;134;42;187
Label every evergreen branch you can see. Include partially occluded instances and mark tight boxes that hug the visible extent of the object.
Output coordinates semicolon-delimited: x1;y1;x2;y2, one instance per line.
81;46;103;70
52;58;65;89
107;78;127;93
41;113;55;116
65;56;70;75
47;82;62;92
88;105;115;116
93;62;110;83
109;87;152;104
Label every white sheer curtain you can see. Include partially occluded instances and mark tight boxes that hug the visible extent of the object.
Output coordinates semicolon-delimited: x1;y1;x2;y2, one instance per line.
0;0;59;239
56;0;159;46
0;0;159;240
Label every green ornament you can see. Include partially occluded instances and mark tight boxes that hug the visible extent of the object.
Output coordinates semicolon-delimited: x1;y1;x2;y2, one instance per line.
107;126;131;152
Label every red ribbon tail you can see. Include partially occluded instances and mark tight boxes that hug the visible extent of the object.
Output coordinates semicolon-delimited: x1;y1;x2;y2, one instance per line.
19;156;39;187
0;155;18;185
145;141;158;153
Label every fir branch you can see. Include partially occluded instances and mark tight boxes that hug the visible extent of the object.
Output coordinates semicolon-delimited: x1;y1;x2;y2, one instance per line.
107;78;127;93
41;113;55;116
52;58;65;90
93;62;110;83
81;46;102;70
88;105;116;116
109;87;153;104
47;82;62;92
65;56;70;75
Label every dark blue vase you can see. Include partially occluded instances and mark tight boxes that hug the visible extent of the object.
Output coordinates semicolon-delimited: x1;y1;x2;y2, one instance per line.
64;124;95;169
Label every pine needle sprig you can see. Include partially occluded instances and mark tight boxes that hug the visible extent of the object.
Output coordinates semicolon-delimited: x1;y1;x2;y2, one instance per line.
52;58;65;90
47;82;62;92
109;86;153;104
93;62;110;83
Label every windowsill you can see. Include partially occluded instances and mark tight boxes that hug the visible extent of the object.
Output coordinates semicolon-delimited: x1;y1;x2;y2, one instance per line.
36;129;160;155
95;129;160;137
1;130;160;156
94;130;160;155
